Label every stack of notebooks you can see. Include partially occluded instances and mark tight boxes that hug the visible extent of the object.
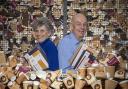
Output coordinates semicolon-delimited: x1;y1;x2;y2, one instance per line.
70;43;98;69
24;45;49;71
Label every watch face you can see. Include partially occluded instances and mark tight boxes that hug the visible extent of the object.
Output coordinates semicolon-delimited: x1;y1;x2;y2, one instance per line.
94;84;100;89
67;79;72;86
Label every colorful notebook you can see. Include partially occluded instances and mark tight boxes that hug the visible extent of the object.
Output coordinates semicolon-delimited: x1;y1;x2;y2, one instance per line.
24;45;49;71
70;44;97;69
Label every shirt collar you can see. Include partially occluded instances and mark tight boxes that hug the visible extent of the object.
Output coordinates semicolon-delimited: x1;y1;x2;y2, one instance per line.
39;38;50;45
69;33;80;45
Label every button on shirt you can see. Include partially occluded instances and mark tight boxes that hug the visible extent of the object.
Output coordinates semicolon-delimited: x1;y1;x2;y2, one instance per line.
58;33;80;70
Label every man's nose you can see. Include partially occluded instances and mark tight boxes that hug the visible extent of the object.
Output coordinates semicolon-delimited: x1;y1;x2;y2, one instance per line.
81;24;84;29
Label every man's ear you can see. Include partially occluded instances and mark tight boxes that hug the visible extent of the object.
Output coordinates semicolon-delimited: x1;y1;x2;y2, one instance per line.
70;23;73;32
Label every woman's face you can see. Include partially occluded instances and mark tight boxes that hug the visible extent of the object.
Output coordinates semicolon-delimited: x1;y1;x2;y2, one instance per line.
32;25;50;43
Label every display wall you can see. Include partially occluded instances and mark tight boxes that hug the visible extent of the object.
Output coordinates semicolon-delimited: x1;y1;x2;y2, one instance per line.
0;0;128;89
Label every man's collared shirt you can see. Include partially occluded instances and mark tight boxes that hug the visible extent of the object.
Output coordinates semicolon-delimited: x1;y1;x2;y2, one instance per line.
58;33;80;70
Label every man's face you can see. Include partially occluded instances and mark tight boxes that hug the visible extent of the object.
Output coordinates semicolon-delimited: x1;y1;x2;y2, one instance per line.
72;14;87;40
32;25;50;42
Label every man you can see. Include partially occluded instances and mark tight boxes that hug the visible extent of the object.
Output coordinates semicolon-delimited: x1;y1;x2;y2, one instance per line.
58;13;88;70
31;17;59;71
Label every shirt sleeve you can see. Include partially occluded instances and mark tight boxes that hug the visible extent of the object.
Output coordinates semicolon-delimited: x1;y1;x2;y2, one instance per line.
57;39;73;70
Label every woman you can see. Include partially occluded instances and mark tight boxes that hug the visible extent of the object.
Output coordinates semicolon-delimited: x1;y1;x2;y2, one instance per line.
31;17;59;71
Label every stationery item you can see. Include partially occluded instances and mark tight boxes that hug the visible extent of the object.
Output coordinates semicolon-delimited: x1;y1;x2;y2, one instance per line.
97;50;108;63
120;61;128;70
99;57;109;65
0;73;8;84
106;66;115;79
22;11;29;27
18;66;31;73
125;72;128;79
26;71;37;80
16;72;28;84
50;80;63;89
77;67;87;78
24;45;49;71
95;66;106;79
14;64;22;77
9;19;17;31
36;70;47;80
119;80;128;89
0;67;7;73
91;80;102;89
17;23;24;32
0;83;5;89
105;80;118;89
8;81;20;89
114;69;125;79
5;71;16;81
21;42;30;52
0;51;6;65
70;44;97;69
6;67;12;71
63;75;74;89
46;70;61;82
85;73;96;85
75;78;87;89
33;81;40;89
23;81;33;89
107;55;119;66
87;67;95;75
8;55;17;68
66;70;77;78
40;79;48;89
99;53;119;66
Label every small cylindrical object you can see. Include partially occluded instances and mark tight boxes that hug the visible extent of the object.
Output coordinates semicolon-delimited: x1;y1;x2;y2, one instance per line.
75;78;87;89
106;66;115;79
63;76;74;89
77;67;87;78
33;81;40;89
5;71;16;81
114;69;125;79
40;79;48;89
23;81;33;89
119;80;128;89
0;73;8;84
87;67;95;75
105;80;118;89
85;73;96;85
16;72;28;84
91;80;102;89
